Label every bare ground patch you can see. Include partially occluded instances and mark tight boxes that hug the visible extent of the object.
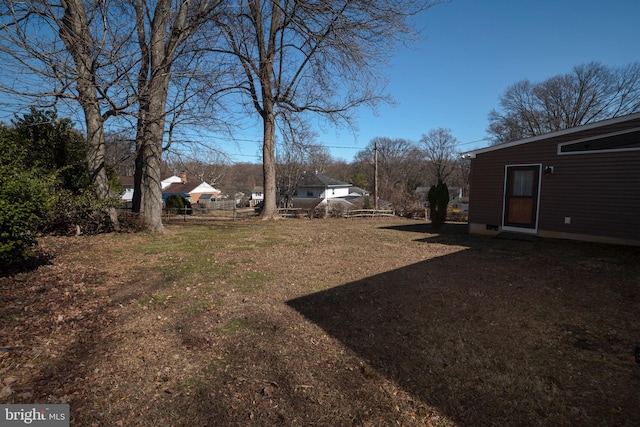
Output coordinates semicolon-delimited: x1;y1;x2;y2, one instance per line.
1;218;639;426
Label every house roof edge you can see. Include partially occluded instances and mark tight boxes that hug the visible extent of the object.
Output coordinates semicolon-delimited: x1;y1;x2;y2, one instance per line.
463;112;640;158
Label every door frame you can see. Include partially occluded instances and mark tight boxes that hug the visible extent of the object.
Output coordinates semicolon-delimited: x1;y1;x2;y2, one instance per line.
502;163;542;234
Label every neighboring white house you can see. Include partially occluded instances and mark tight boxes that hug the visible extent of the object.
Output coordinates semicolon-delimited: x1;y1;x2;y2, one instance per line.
119;176;134;203
283;172;361;215
120;172;220;205
250;186;264;207
163;181;220;204
296;171;351;200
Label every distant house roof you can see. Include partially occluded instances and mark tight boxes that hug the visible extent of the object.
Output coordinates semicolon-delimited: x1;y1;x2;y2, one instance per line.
161;174;184;189
163;181;202;194
289;198;324;210
163;181;220;195
326;198;356;209
348;186;369;196
299;172;350;188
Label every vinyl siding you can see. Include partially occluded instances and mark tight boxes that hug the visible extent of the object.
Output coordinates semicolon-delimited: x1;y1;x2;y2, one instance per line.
469;117;640;244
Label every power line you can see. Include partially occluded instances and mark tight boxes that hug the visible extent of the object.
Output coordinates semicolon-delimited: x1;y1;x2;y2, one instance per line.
454;138;492;147
310;137;492;151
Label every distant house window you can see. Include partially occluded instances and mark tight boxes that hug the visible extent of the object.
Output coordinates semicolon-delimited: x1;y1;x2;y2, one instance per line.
307;190;313;197
558;128;640;155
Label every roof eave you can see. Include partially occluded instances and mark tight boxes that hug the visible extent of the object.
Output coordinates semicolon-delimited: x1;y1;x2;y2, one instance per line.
464;112;640;158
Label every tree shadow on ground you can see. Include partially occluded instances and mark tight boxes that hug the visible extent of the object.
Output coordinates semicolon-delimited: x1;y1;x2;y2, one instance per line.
0;253;52;277
287;239;640;426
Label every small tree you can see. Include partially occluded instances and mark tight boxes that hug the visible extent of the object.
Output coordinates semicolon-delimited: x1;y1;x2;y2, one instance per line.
0;125;57;267
9;109;119;236
349;171;369;189
165;194;185;210
427;181;449;231
363;195;374;210
165;194;191;215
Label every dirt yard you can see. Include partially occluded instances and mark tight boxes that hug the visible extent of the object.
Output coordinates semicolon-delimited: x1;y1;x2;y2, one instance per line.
1;218;639;426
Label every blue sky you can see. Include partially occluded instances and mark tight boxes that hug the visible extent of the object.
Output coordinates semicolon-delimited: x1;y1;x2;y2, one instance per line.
228;0;640;163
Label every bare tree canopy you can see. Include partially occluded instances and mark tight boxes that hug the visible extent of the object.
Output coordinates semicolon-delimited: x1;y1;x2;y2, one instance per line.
213;0;437;218
0;0;438;227
276;138;333;208
488;61;640;144
354;136;423;210
420;127;458;184
0;0;225;232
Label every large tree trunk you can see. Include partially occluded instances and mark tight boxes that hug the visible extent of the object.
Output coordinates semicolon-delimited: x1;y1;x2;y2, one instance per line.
131;0;174;232
139;104;166;233
131;144;143;214
60;0;119;230
84;109;120;230
136;46;171;232
139;148;164;233
261;109;279;219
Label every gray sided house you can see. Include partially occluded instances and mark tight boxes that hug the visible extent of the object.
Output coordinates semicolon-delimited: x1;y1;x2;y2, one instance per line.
465;113;640;246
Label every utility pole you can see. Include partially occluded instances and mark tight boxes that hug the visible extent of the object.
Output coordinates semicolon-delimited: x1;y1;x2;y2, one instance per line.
374;141;379;210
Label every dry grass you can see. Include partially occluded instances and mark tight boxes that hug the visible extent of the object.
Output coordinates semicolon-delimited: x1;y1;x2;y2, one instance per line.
1;218;639;426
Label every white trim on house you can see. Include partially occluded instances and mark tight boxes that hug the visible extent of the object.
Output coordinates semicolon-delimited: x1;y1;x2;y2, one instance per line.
556;127;640;155
464;112;640;158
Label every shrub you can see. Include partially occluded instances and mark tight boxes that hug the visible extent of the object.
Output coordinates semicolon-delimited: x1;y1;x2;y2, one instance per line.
118;212;147;232
42;188;118;235
363;195;373;210
427;181;449;231
165;194;185;210
328;203;346;218
165;194;192;214
0;108;123;265
0;165;56;265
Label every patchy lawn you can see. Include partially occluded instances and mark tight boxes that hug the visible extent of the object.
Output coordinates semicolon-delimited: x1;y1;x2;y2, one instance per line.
1;218;639;426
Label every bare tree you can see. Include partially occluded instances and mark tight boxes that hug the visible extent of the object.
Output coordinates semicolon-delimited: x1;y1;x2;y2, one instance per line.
276;133;334;208
0;0;225;232
213;0;436;219
130;0;224;232
488;61;640;144
420;128;458;184
164;146;229;186
0;0;137;229
354;137;424;210
105;133;136;177
452;155;470;198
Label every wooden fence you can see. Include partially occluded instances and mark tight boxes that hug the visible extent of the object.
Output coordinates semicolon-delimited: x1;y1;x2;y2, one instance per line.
345;209;395;218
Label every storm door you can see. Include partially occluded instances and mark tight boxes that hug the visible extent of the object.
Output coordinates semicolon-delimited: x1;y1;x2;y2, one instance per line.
503;165;540;232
